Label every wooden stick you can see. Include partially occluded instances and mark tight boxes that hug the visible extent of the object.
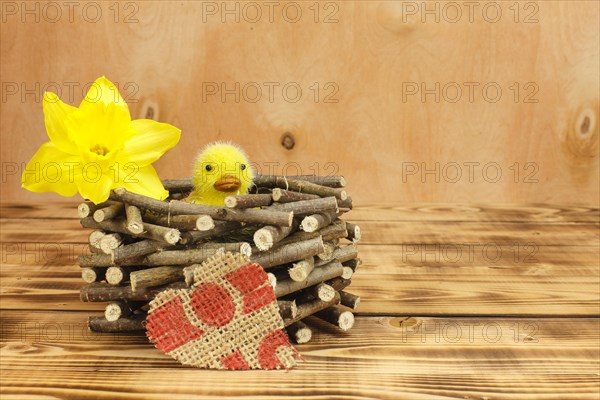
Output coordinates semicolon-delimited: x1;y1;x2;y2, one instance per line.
316;244;358;267
159;176;345;193
271;188;319;203
277;220;347;247
78;201;116;219
339;291;361;310
141;223;181;244
301;211;336;233
293;282;336;303
314;305;355;331
195;215;216;231
213;207;293;227
251;236;324;269
287;257;315;282
270;197;338;217
254;176;347;200
346;222;362;242
286;321;312;344
130;266;183;291
112;240;167;263
162;178;193;193
80;282;187;302
274;260;343;297
111;187;217;215
93;203;124;222
290;278;350;304
281;175;346;188
99;233;123;254
179;221;243;245
326;277;352;292
79;245;244;268
341;266;354;280
225;193;273;209
88;315;146;332
81;267;105;283
104;301;145;322
277;300;297;320
88;230;105;249
80;217;179;245
337;196;353;210
283;292;341;327
77;201;94;218
253;225;294;251
143;213;214;231
125;204;144;234
113;188;292;226
106;266;134;286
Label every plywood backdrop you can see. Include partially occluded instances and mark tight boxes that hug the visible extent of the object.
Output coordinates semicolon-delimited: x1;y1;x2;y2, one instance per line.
1;0;598;205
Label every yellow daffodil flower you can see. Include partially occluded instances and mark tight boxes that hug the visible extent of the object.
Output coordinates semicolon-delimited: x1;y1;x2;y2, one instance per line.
21;76;181;204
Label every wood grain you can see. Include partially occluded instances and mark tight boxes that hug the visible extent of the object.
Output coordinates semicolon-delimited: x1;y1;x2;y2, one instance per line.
1;311;599;399
1;201;598;398
1;1;598;206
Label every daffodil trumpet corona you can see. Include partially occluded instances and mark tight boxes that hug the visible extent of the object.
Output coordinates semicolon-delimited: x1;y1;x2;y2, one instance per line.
21;76;181;204
188;142;254;206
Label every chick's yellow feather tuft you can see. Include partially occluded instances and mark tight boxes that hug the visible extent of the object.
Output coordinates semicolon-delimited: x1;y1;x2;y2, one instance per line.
188;142;254;206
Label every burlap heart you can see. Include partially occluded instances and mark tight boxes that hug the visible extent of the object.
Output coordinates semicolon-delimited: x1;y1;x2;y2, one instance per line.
146;252;300;369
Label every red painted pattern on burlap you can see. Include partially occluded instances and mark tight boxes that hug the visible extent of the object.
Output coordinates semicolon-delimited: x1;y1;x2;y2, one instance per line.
146;295;205;353
189;282;236;327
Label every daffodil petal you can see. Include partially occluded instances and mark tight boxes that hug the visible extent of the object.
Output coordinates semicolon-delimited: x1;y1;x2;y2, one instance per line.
119;119;181;166
75;171;114;204
21;142;81;197
67;100;132;151
42;92;78;154
79;76;129;114
116;164;169;200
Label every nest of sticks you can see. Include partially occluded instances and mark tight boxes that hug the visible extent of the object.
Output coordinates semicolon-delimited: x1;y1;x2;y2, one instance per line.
77;174;362;344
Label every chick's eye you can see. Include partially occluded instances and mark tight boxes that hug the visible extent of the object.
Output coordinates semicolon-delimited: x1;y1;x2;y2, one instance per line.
240;164;246;171
205;164;213;172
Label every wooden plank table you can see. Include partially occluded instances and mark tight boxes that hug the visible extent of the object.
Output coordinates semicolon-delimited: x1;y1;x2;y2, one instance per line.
1;202;599;399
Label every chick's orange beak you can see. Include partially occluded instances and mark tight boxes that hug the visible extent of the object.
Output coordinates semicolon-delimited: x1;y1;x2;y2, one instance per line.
213;175;241;192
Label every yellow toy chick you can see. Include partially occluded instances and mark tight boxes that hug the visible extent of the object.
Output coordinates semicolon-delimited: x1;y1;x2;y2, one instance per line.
188;142;254;206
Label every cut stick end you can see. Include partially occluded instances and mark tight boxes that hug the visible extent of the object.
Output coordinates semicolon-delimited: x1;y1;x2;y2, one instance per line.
92;210;105;222
77;203;91;218
106;267;125;286
253;229;274;251
81;268;98;283
316;283;336;302
338;311;355;331
88;230;105;249
271;188;282;202
239;242;253;258
288;262;309;282
195;215;215;231
341;266;354;280
105;303;122;322
164;229;181;245
291;326;312;344
300;216;319;233
224;196;237;208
